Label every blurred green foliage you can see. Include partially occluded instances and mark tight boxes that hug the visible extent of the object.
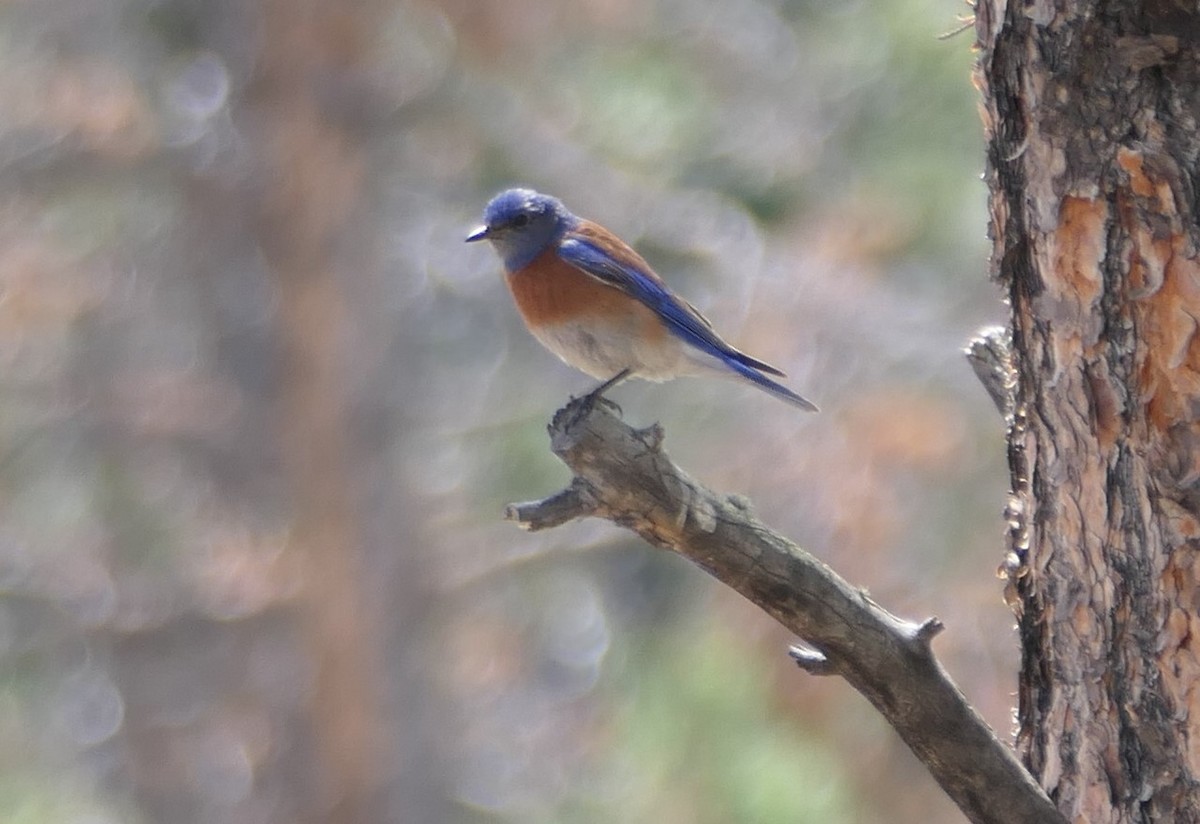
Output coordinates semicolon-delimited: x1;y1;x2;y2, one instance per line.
615;629;856;823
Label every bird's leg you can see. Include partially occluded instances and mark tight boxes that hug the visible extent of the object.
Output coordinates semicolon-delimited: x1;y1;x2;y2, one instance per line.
588;368;631;401
571;368;631;418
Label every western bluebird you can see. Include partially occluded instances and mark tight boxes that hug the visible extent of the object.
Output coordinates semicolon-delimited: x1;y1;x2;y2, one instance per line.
466;188;817;412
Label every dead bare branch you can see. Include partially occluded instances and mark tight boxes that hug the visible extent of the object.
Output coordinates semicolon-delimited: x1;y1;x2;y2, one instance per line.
506;398;1063;824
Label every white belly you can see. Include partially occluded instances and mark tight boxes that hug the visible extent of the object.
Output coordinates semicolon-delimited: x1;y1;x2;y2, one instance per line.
530;319;712;382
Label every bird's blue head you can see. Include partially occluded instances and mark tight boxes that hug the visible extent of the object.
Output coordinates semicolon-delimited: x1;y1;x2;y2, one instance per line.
465;188;577;271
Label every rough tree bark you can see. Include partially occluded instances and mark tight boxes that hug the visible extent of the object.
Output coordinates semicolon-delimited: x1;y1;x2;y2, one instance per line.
976;0;1200;820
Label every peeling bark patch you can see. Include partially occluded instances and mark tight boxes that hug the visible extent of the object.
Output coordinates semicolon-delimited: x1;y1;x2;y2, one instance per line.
1117;148;1158;200
1117;148;1180;226
1117;151;1200;493
1139;252;1200;419
1051;196;1107;318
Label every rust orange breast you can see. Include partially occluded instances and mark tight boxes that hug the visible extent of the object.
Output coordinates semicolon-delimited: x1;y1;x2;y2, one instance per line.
508;248;649;328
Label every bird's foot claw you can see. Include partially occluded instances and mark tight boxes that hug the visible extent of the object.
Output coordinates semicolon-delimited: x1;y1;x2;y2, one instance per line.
591;394;622;417
564;389;621;428
562;370;630;428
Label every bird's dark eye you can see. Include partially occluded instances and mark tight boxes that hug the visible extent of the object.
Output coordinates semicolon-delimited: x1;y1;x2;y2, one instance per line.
512;213;531;228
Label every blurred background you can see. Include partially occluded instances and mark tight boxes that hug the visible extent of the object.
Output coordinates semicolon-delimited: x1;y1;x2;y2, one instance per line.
0;0;1011;822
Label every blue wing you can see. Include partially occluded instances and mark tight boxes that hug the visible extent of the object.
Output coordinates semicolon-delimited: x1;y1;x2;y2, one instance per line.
557;223;818;411
557;229;784;377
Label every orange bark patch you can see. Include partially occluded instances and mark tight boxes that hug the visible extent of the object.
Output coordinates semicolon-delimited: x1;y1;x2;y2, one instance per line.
1118;146;1178;216
1039;196;1108;398
1132;222;1200;431
1114;147;1200;494
1052;196;1107;312
1118;146;1182;300
1117;147;1156;199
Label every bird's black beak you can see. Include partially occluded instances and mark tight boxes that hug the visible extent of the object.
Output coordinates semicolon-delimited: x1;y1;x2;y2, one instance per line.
465;225;490;243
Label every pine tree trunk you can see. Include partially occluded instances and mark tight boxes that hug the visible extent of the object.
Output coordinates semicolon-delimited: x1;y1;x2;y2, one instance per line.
977;1;1200;820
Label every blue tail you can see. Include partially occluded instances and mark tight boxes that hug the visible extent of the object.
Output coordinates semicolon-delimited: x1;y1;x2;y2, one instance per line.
723;356;819;412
